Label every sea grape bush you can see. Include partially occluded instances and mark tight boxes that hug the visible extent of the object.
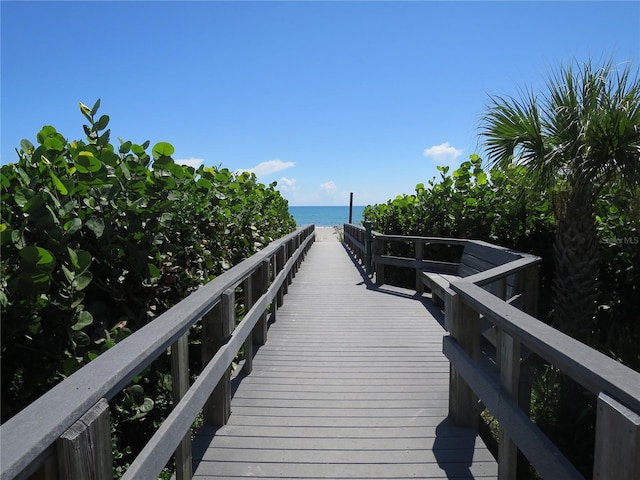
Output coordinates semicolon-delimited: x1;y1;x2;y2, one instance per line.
364;155;556;291
0;100;296;471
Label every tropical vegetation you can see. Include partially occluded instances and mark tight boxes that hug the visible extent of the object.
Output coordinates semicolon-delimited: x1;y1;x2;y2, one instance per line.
0;100;296;474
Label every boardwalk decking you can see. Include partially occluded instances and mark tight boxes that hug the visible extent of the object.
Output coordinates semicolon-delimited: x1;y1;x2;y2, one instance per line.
191;239;498;479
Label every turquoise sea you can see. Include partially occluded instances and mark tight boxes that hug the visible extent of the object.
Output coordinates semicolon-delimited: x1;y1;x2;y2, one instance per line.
289;206;366;227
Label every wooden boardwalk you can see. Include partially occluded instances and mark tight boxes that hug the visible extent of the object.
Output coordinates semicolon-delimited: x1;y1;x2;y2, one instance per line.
191;240;498;479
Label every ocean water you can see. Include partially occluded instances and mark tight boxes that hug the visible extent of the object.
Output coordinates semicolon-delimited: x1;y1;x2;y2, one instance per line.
289;206;366;227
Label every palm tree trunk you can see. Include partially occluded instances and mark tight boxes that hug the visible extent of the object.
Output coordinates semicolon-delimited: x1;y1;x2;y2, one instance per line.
552;188;601;343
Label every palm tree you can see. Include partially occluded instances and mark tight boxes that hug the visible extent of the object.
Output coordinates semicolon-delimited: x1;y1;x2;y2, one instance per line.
481;58;640;343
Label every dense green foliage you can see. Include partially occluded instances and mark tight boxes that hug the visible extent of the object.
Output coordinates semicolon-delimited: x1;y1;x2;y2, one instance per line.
364;155;556;291
0;100;296;473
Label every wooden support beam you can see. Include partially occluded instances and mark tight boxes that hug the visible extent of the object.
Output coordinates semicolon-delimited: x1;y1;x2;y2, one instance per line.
202;288;235;426
252;260;270;346
56;398;112;480
276;246;285;307
171;333;192;480
243;275;254;375
373;237;385;285
447;292;479;429
594;392;640;480
415;240;424;293
498;331;520;480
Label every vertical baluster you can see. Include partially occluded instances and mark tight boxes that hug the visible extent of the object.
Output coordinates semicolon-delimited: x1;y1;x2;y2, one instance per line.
202;289;235;426
415;240;424;293
373;237;384;285
253;259;269;346
593;392;640;480
171;333;192;480
498;332;520;479
56;398;112;480
447;292;479;428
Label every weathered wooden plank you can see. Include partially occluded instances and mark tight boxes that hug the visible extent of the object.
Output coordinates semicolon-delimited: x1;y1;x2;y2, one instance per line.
170;333;191;480
193;459;498;478
593;392;640;480
56;399;112;480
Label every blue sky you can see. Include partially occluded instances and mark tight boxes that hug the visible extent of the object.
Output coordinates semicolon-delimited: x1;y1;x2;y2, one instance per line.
2;1;639;206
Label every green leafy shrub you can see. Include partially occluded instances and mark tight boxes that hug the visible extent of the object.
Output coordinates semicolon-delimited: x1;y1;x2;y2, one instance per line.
364;155;556;293
1;100;296;472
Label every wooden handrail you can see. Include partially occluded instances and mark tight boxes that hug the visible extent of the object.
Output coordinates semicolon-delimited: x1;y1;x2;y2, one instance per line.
452;281;640;414
0;225;315;480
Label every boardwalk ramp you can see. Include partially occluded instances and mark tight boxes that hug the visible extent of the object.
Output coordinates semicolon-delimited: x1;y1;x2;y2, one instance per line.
192;239;497;479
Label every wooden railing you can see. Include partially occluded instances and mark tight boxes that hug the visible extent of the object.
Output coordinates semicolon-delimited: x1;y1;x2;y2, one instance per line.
0;226;315;480
344;222;640;480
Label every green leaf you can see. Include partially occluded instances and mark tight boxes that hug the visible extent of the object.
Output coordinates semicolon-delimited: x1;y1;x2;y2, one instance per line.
63;218;82;234
62;265;75;283
94;115;110;131
148;263;161;280
36;126;58;144
43;136;64;152
476;171;488;186
75;152;103;173
72;310;93;331
90;99;101;116
152;142;175;159
49;170;69;195
140;397;154;413
14;188;33;207
74;271;93;291
79;102;92;117
20;139;34;153
119;140;132;154
20;246;56;269
85;217;105;237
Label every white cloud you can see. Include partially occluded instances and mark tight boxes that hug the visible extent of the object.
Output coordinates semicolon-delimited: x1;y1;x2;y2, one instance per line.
175;157;204;168
320;180;337;195
423;142;463;163
243;159;296;177
278;177;297;191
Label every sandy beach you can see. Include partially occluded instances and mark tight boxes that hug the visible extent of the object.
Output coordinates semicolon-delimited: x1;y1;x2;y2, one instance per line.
314;226;343;242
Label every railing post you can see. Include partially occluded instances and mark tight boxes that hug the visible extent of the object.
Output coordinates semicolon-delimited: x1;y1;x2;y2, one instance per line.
523;264;539;317
593;392;640;479
242;274;254;375
276;245;286;305
498;332;521;479
202;288;235;426
56;398;112;480
253;259;270;346
415;239;424;293
171;333;192;480
447;292;479;428
373;236;385;285
364;221;372;275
